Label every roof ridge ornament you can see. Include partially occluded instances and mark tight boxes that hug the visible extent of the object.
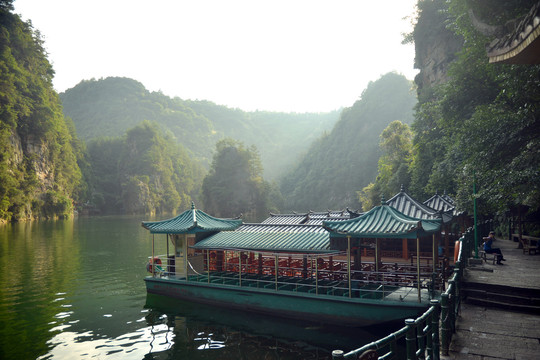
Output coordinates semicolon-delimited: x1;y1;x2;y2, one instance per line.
400;184;404;192
191;201;195;209
381;194;386;205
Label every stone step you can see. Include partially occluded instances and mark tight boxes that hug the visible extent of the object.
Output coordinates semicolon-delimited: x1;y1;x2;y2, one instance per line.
462;281;540;315
464;296;540;314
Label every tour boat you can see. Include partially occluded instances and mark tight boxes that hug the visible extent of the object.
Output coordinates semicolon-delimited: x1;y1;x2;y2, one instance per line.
142;202;449;326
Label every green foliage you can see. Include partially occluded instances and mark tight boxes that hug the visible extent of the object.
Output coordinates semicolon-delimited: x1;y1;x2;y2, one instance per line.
42;190;73;218
280;73;417;211
358;121;414;211
0;7;83;221
202;139;279;221
409;0;540;215
87;121;203;215
61;78;339;180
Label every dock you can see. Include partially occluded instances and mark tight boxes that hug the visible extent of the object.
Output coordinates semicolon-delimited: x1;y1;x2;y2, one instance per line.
442;237;540;360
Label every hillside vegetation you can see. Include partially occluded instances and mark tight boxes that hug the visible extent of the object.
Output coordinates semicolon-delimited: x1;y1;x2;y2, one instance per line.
60;78;339;180
0;2;84;221
280;73;417;211
362;0;540;228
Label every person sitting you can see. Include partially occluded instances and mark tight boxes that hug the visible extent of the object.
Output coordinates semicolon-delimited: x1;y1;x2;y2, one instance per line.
483;231;506;265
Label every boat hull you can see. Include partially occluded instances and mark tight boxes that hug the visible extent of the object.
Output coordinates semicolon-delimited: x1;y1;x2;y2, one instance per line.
145;276;429;326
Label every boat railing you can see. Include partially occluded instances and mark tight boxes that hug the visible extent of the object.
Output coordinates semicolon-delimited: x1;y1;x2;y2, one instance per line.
149;253;444;300
331;221;491;360
183;268;439;301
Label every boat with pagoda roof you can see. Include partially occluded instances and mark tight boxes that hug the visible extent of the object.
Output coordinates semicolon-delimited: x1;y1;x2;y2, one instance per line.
142;198;456;326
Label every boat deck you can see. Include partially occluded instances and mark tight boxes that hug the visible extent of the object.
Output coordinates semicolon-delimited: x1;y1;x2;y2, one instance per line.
154;271;435;304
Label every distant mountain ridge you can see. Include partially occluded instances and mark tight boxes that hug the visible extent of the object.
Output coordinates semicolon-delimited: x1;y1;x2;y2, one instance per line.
279;72;417;211
60;77;339;180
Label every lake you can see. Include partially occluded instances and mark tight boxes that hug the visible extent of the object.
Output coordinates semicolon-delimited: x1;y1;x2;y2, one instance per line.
0;216;398;359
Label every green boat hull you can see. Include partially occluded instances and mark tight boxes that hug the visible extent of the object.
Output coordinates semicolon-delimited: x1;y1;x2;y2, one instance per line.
145;276;430;326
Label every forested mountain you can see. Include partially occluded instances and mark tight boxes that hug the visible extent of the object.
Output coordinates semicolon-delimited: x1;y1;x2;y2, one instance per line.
60;78;339;180
0;1;85;222
280;73;417;211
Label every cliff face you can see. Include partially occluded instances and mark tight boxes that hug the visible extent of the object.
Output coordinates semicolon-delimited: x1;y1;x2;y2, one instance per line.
1;7;83;222
413;0;463;97
7;130;57;221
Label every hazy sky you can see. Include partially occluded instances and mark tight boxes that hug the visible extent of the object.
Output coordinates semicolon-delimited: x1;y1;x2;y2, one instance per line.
15;0;418;113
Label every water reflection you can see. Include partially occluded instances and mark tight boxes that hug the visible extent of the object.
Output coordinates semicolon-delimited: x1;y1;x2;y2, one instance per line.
142;293;391;359
0;216;399;360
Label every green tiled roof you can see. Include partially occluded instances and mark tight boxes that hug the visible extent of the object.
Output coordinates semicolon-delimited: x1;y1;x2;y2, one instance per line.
323;204;441;239
192;224;333;253
141;203;242;234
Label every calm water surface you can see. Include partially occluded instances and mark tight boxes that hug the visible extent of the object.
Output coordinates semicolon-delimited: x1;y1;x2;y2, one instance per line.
0;216;396;360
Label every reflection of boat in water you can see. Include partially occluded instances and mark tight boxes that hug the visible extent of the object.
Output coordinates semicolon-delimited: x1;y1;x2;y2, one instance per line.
144;293;392;356
142;202;449;327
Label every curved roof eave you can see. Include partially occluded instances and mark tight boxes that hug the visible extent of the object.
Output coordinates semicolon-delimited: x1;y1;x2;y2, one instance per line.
141;203;242;234
323;204;441;239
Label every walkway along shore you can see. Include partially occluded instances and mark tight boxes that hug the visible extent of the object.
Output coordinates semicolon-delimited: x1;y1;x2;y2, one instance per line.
442;236;540;360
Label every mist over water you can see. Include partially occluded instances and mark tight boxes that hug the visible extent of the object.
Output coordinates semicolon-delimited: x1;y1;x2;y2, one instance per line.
0;216;392;359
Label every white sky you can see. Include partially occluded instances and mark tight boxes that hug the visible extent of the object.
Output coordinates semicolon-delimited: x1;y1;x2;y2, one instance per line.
14;0;418;113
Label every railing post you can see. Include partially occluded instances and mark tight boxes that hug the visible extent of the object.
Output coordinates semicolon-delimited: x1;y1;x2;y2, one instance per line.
448;279;456;333
453;267;461;299
417;317;426;360
405;318;417;360
332;350;344;359
440;293;450;356
430;300;440;360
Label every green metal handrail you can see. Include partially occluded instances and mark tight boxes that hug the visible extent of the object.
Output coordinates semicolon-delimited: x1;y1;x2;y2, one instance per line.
332;221;492;360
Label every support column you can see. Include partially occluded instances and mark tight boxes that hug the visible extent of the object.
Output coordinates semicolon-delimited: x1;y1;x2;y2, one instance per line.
347;236;351;298
402;238;409;260
417;236;421;302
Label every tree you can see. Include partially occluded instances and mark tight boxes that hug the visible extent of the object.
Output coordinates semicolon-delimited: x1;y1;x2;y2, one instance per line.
358;121;413;211
0;6;82;220
87;121;203;215
202;139;276;221
409;0;540;216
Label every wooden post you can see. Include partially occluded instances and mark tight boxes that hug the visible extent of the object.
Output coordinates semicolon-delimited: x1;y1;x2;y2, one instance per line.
375;238;380;273
275;254;278;291
302;255;308;279
152;234;155;277
183;235;188;279
432;233;437;274
207;250;210;283
347;236;352;298
402;238;408;260
239;251;242;286
417;236;421;303
315;255;319;295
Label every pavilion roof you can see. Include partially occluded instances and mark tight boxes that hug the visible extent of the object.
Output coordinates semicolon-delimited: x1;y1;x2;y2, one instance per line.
141;203;242;234
323;204;441;239
192;223;333;253
261;209;360;225
424;193;455;213
386;186;446;222
487;1;540;64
